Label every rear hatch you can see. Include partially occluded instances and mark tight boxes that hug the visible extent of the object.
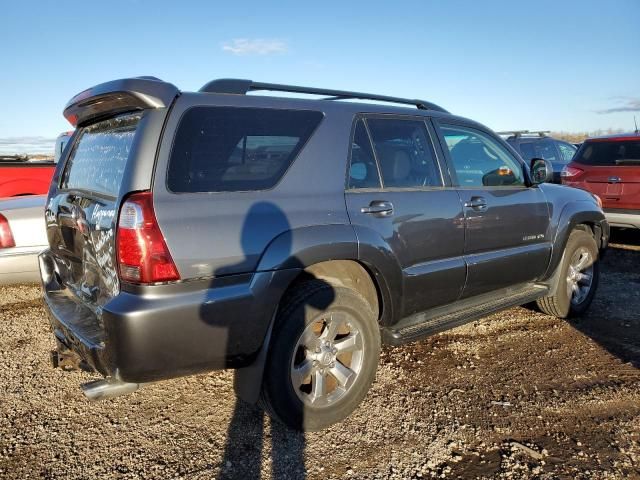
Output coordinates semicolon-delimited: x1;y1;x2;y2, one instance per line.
572;138;640;211
45;113;142;309
42;77;180;315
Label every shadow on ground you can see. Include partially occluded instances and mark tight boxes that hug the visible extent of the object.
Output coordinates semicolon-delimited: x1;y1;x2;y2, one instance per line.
573;228;640;367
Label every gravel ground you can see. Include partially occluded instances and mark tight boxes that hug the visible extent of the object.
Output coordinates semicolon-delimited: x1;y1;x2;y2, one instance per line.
0;230;639;479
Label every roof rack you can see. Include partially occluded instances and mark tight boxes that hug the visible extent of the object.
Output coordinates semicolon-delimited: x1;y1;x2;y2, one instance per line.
496;130;550;138
199;78;449;113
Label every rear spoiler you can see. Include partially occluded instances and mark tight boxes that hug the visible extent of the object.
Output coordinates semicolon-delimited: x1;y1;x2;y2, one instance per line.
63;77;180;127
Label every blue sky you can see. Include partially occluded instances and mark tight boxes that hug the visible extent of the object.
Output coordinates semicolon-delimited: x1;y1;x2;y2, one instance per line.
1;0;638;153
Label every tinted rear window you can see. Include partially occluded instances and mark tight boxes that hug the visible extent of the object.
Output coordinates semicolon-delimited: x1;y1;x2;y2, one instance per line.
60;113;141;197
574;140;640;166
168;107;323;193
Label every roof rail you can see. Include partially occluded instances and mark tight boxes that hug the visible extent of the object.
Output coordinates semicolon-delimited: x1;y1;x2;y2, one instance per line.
497;130;550;138
199;78;449;113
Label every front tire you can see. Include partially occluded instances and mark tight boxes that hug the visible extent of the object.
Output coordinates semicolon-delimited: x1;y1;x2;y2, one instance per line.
259;280;380;431
537;229;600;318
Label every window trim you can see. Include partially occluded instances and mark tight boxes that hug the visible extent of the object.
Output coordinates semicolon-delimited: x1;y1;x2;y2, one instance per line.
165;105;325;195
345;113;447;192
433;119;532;190
344;116;383;190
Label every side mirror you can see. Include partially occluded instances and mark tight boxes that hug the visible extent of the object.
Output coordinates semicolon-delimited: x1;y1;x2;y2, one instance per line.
530;158;553;185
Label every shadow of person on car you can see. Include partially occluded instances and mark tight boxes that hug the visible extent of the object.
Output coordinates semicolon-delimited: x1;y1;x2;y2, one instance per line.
204;201;334;479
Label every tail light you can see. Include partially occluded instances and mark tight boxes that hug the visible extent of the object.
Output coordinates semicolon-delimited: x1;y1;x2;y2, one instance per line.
0;214;16;249
116;191;179;284
561;165;584;178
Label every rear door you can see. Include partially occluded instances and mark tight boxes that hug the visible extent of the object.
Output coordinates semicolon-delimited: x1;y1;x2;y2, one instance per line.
345;115;466;318
434;121;552;298
44;113;142;308
572;139;640;210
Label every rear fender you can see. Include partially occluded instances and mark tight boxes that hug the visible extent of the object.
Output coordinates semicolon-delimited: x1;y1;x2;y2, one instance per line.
235;224;403;403
257;223;403;326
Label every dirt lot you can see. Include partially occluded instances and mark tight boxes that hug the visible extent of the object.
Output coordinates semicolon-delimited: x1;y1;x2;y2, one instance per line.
0;230;638;479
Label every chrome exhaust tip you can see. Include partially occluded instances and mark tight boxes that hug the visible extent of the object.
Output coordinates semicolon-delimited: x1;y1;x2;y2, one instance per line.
81;379;140;401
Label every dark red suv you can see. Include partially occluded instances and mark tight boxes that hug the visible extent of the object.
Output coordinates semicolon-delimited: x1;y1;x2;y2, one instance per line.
562;132;640;229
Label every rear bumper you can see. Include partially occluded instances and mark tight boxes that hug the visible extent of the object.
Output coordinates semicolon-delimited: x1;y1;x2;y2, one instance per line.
0;247;45;285
39;250;298;383
604;210;640;229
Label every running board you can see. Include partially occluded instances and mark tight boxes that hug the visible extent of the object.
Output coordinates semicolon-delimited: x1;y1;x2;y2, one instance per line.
383;284;549;345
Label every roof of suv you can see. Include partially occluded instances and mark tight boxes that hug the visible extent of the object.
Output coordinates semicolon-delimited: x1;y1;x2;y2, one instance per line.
584;132;640;142
63;76;482;131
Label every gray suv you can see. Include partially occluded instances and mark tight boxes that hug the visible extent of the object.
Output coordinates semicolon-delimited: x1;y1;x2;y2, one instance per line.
40;77;609;431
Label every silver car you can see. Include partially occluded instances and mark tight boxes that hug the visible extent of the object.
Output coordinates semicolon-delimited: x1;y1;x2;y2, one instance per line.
0;195;47;285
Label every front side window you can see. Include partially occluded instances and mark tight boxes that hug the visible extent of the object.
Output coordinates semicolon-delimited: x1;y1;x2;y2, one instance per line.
168;107;323;192
440;125;525;187
366;118;441;188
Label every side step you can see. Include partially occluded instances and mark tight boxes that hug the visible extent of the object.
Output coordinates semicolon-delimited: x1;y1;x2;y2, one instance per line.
383;284;548;345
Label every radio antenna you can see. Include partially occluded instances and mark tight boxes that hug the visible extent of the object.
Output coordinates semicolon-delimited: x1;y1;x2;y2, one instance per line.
635;115;638;134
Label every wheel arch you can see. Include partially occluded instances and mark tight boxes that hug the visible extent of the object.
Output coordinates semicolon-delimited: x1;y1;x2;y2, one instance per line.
544;201;607;280
235;224;402;403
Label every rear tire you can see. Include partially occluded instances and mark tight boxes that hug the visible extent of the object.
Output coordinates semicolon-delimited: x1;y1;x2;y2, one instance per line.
537;229;599;318
259;280;380;431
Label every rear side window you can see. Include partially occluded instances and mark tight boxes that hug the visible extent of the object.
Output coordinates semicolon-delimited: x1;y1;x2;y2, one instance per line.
367;118;442;188
168;107;323;192
348;119;381;189
574;140;640;166
60;113;141;197
518;142;536;161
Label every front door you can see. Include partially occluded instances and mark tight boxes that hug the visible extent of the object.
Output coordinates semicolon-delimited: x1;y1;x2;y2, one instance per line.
434;121;552;298
345;116;466;318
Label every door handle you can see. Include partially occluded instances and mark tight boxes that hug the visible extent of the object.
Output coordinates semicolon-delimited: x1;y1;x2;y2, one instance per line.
608;176;622;183
464;196;488;211
361;200;394;217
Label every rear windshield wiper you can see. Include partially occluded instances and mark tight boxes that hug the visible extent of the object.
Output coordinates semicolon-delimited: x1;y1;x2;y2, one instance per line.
615;158;640;165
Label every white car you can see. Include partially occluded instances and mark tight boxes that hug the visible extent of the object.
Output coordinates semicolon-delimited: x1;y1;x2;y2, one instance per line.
0;195;47;285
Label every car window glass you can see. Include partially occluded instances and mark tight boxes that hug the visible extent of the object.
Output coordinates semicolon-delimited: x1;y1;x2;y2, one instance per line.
557;142;577;163
519;142;536;161
348;119;381;189
61;113;141;197
536;139;558;162
574;140;640;166
366;118;441;188
440;125;525;187
168;107;323;192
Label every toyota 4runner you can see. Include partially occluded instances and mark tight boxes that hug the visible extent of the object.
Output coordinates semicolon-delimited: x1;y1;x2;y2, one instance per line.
40;77;609;431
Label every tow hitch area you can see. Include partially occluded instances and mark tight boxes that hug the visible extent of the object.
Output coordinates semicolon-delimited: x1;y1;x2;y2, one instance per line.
50;349;87;371
81;379;141;401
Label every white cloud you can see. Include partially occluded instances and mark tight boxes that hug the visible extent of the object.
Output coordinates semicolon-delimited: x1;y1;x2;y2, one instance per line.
0;136;56;155
597;97;640;114
222;38;288;56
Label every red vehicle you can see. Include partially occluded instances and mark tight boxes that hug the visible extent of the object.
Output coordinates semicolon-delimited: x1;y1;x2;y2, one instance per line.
562;132;640;229
0;157;56;197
